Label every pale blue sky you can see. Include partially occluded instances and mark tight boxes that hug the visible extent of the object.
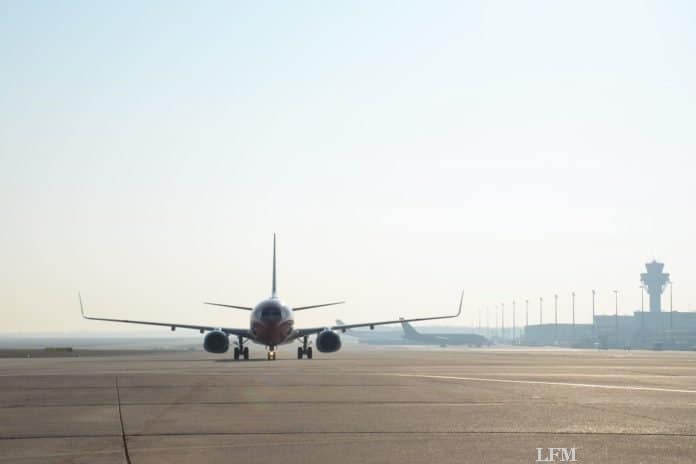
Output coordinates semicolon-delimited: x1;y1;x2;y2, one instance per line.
2;1;695;333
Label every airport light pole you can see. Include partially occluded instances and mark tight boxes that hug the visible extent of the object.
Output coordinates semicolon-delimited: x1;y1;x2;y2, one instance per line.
539;297;543;325
501;303;505;342
554;294;558;345
495;310;499;340
592;289;596;338
614;290;619;348
486;307;490;338
572;291;575;341
512;300;516;344
525;299;529;328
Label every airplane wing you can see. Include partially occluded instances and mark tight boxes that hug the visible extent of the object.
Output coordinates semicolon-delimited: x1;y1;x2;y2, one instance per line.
295;290;463;337
79;295;251;337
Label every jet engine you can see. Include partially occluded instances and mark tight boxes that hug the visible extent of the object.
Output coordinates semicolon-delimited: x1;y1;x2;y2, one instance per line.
315;329;342;353
203;330;229;353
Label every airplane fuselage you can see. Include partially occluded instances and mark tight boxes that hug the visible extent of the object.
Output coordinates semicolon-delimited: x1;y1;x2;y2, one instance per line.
250;298;295;347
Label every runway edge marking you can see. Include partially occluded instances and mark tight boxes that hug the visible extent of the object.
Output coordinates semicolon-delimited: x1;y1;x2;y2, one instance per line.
387;373;696;394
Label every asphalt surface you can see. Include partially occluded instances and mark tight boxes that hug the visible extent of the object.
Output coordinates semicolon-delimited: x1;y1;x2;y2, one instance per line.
1;345;695;463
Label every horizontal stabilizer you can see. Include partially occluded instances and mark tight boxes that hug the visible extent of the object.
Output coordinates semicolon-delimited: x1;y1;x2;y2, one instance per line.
204;302;253;311
293;301;345;311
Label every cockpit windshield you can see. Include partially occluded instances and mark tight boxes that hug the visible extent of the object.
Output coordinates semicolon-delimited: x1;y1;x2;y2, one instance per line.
261;307;282;319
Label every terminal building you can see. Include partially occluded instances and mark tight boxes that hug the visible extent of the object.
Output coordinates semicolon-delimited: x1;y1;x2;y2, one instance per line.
522;261;696;350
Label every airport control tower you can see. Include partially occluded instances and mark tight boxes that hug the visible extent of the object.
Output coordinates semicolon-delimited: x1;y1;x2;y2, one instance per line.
640;260;670;313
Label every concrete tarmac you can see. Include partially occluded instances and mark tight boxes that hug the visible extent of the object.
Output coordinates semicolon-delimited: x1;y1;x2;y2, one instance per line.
1;345;695;463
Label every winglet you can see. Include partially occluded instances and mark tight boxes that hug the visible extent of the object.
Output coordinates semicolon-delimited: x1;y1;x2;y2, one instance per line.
456;289;464;317
79;292;86;318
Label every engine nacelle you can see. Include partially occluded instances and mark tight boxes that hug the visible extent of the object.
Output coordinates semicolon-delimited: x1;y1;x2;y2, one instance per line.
316;329;342;353
203;330;229;353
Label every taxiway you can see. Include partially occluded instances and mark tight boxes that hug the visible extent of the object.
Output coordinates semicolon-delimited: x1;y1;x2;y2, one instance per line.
1;346;695;463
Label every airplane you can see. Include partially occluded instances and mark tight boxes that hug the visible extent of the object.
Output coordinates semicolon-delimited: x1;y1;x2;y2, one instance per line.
80;235;463;360
399;319;490;347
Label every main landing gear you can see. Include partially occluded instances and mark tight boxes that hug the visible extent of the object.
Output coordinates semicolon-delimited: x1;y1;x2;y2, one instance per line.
297;336;313;359
233;336;249;361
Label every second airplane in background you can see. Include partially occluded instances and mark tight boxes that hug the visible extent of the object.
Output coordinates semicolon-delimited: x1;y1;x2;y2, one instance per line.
399;320;490;347
336;319;490;347
81;235;463;360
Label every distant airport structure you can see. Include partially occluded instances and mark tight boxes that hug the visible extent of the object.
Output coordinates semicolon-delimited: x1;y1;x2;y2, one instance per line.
522;260;696;350
641;260;670;313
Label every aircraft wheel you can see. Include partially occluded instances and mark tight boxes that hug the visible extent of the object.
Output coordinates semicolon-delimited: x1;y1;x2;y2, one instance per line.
266;351;271;360
243;347;249;360
306;347;313;359
297;347;303;359
233;347;240;360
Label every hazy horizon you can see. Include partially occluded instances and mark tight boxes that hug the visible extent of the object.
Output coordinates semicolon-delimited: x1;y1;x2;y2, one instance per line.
3;1;696;334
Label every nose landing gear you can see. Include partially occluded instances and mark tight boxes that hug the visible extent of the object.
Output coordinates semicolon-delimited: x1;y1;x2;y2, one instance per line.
297;336;313;359
265;344;277;360
266;348;277;361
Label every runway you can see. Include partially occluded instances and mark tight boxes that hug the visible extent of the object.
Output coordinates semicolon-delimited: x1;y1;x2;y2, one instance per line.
1;346;695;463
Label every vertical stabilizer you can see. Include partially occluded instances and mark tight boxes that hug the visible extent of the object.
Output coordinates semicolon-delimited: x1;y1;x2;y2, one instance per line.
272;234;277;298
400;319;420;339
